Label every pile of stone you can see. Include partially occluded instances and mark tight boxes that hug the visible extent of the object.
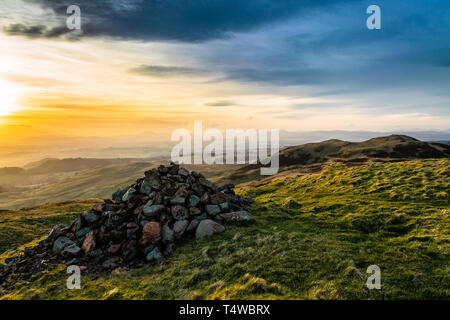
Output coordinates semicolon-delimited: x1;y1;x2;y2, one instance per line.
0;163;253;278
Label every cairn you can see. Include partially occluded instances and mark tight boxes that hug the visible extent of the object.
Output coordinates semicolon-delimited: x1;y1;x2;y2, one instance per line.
0;163;253;279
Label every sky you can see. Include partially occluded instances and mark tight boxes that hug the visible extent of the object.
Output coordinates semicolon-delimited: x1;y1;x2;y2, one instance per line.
0;0;449;142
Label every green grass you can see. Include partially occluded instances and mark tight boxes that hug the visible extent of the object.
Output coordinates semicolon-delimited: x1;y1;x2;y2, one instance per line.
0;159;449;299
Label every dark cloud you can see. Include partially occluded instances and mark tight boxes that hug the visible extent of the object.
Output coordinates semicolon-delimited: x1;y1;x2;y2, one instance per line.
204;100;236;107
131;65;207;77
3;23;71;39
4;0;353;41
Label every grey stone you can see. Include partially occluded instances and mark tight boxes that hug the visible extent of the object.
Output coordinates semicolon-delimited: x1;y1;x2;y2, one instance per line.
102;257;122;269
122;188;137;202
163;243;176;257
220;211;254;223
162;225;175;243
45;224;69;243
219;202;229;212
140;179;153;194
112;187;128;201
82;210;100;224
195;220;225;238
195;213;208;221
178;167;189;177
88;249;104;258
53;236;75;254
199;177;219;192
188;195;200;207
187;219;200;232
171;205;189;220
61;244;81;257
170;188;188;205
75;226;92;238
146;247;164;264
206;204;221;216
173;220;189;239
142;204;166;218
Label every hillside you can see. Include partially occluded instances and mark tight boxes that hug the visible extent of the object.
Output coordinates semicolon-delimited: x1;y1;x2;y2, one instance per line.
279;135;449;166
0;159;448;299
220;135;450;186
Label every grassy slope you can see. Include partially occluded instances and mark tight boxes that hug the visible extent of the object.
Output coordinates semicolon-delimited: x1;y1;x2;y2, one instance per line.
0;159;448;299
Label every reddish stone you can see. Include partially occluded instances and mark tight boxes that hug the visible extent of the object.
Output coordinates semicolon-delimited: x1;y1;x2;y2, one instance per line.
139;222;161;246
82;231;96;254
93;203;104;212
107;244;121;254
210;192;230;205
126;222;139;228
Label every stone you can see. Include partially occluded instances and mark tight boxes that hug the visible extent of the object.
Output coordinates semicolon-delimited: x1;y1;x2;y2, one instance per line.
122;240;138;261
188;195;200;207
178;167;189;177
206;204;221;216
122;187;137;202
126;222;139;229
105;214;126;230
102;257;122;269
82;231;96;254
186;219;200;232
146;247;164;264
142;204;166;218
220;211;254;223
210;192;230;205
45;224;69;243
200;193;210;204
107;244;121;255
92;203;104;212
192;182;204;195
195;213;208;221
171;205;189;220
170;188;188;205
140;222;161;246
173;220;189;239
189;207;202;216
219;202;230;212
81;210;100;224
140;179;153;194
61;244;81;257
75;226;92;238
199;177;219;192
112;187;128;201
143;244;155;255
143;172;162;190
195;220;225;238
88;249;104;258
53;237;75;254
162;225;175;243
163;243;176;257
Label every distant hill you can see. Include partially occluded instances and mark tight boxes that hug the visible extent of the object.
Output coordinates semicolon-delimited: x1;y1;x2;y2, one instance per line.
220;135;450;186
279;135;449;166
23;158;144;174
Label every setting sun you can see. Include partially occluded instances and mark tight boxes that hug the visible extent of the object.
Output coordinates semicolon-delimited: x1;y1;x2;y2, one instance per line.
0;78;21;117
